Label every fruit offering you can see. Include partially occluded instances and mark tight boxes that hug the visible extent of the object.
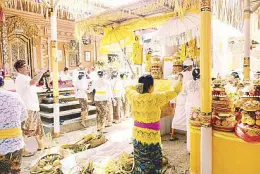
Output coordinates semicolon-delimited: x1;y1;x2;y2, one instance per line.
212;112;237;131
212;79;227;96
242;100;260;111
151;57;162;79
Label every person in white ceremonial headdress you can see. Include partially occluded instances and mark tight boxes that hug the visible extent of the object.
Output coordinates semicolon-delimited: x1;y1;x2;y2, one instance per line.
185;68;200;152
170;59;193;141
74;70;91;127
91;70;114;133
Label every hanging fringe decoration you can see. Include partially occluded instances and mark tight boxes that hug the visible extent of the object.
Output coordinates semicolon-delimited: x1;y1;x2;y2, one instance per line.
212;0;244;31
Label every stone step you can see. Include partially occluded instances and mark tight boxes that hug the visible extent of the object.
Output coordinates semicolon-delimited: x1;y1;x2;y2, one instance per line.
40;106;97;123
40;100;79;108
41;95;77;104
40;101;80;113
43;114;97;134
40;108;81;118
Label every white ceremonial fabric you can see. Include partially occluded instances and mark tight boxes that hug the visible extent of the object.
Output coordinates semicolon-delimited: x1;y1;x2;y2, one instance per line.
171;94;186;130
163;61;173;79
92;78;113;101
185;79;200;152
0;89;28;155
171;70;193;130
181;71;193;93
167;74;179;104
72;69;81;86
201;127;212;174
111;78;124;98
60;72;72;81
15;73;40;111
74;77;91;99
89;71;98;81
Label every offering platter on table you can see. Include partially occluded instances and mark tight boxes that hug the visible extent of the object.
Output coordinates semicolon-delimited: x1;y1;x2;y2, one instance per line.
211;78;237;131
212;113;236;132
151;57;162;79
172;52;183;74
236;100;260;142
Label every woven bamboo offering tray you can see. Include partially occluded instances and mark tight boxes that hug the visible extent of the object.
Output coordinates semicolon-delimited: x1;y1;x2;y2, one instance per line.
30;154;63;174
60;133;107;157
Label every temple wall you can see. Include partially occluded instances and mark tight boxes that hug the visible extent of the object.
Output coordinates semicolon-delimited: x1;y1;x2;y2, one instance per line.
0;8;95;76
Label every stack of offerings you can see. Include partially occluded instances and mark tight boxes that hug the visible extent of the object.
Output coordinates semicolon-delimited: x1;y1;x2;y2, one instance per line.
172;52;183;74
238;100;260;130
212;79;237;131
151;57;162;79
252;80;260;97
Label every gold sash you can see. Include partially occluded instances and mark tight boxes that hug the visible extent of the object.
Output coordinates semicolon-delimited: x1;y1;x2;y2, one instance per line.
0;127;22;139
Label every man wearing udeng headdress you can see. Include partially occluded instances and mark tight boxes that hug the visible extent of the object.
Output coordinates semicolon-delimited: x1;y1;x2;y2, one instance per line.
170;59;193;141
92;70;113;133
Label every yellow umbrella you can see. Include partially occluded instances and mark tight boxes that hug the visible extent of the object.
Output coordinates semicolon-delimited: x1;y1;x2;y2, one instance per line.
101;26;135;47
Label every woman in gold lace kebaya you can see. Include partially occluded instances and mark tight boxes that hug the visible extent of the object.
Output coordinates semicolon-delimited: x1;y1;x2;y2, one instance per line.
126;75;182;173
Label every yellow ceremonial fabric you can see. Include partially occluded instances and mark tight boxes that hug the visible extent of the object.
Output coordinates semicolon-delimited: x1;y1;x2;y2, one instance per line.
101;26;135;46
146;52;151;61
180;44;186;61
188;39;196;59
154;80;171;92
0;127;22;139
96;91;107;94
190;126;260;174
132;36;143;65
190;126;201;174
126;82;182;144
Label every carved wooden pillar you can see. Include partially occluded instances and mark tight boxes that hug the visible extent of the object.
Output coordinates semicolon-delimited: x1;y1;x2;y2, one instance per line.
51;1;60;137
1;22;8;75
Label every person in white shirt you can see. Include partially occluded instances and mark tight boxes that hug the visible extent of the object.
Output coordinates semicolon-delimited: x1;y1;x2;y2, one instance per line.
170;59;193;141
184;68;200;152
0;74;28;173
60;67;72;81
111;71;125;123
89;66;98;81
72;63;85;86
14;60;46;156
120;73;128;120
74;70;91;127
87;66;97;104
92;70;114;132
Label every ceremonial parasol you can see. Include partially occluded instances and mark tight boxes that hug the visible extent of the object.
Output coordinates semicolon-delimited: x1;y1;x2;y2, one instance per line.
157;13;200;38
101;26;135;47
100;26;135;74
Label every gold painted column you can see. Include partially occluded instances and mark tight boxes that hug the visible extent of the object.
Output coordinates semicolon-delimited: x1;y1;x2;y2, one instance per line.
50;1;60;137
200;0;212;173
243;0;250;81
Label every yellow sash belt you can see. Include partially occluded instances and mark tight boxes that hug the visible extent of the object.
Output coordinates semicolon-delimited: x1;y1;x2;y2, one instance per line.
96;91;106;94
0;127;22;139
113;90;121;93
